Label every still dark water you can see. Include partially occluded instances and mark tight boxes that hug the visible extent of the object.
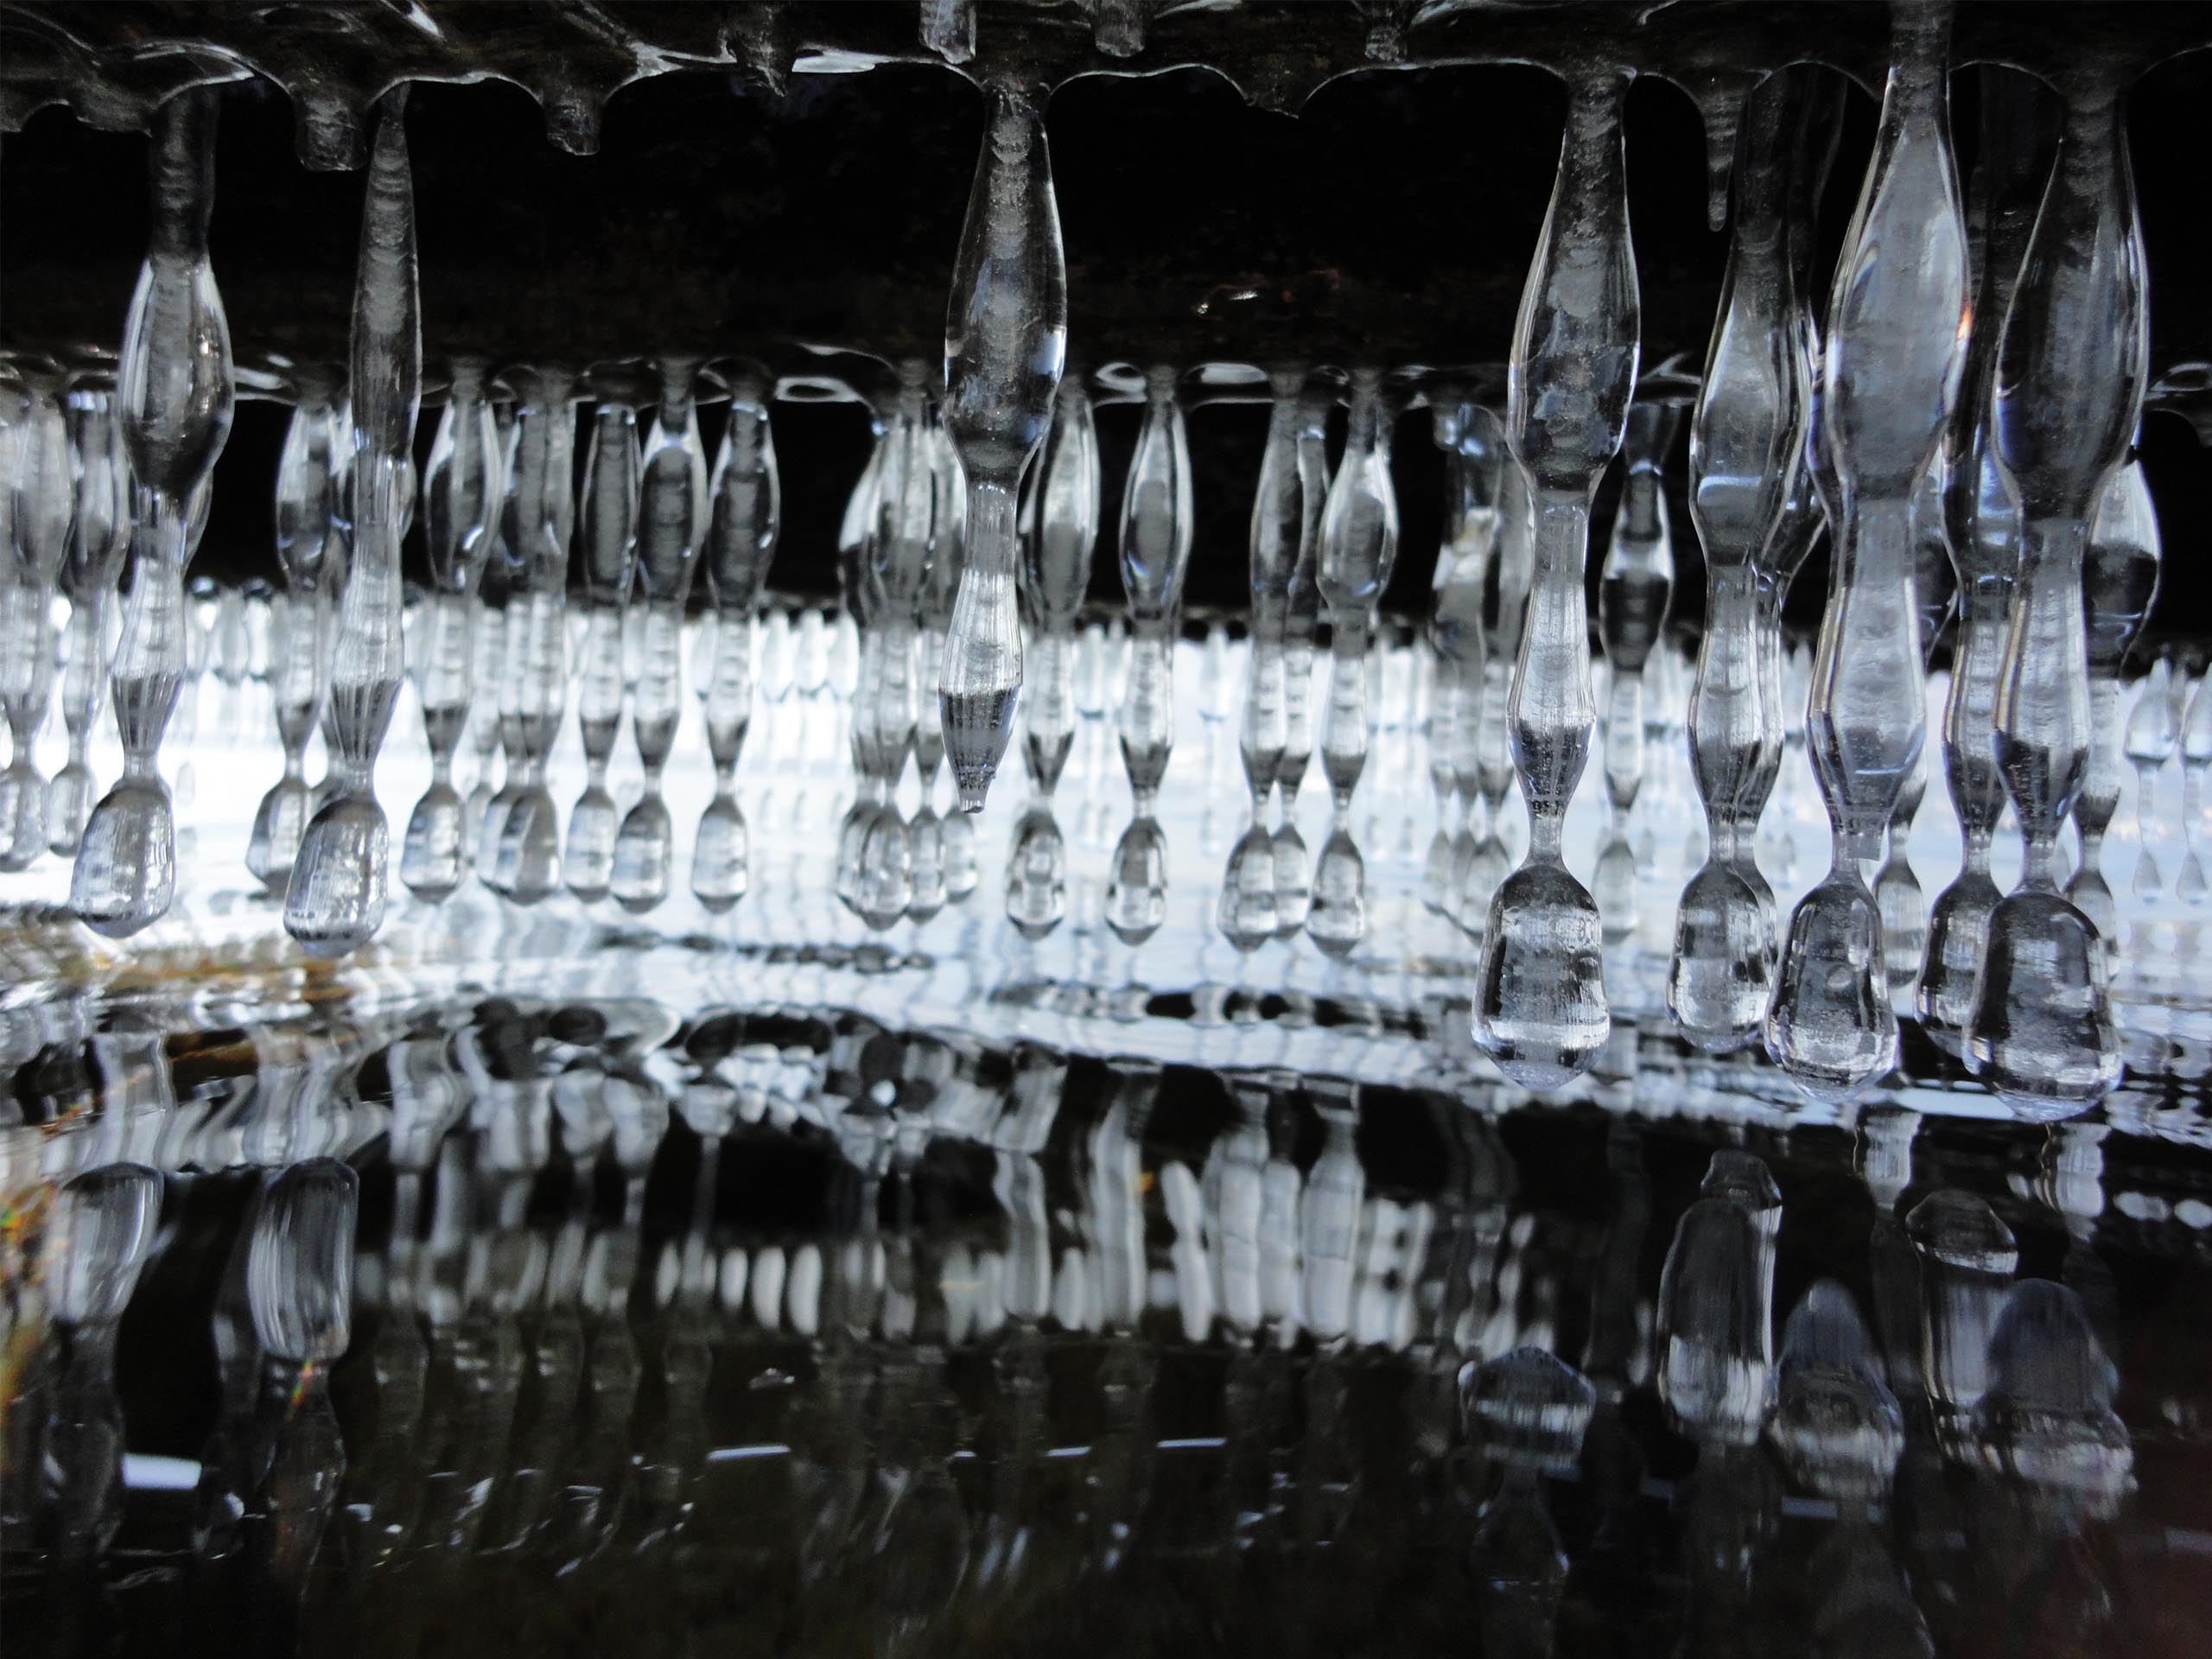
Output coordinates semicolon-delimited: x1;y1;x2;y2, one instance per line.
3;994;2209;1657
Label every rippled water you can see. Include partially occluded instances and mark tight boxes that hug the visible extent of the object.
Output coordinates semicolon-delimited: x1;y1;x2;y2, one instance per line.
3;974;2209;1656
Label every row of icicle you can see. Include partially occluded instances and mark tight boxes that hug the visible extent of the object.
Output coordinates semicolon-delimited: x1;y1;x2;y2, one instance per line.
0;2;2162;1116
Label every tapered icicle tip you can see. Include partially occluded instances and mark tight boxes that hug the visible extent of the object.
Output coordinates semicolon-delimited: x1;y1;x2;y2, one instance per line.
1697;79;1745;233
946;683;1019;812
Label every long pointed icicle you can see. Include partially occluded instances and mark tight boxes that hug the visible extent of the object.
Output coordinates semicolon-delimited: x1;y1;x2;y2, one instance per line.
283;88;420;957
938;81;1069;815
398;357;502;899
1967;58;2143;1112
1474;66;1641;1089
1765;0;1970;1103
71;87;235;938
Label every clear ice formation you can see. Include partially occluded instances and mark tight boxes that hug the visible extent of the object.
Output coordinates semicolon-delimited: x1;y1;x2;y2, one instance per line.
284;90;419;958
1921;67;2050;1056
2077;458;2159;934
1592;389;1680;943
1475;65;1640;1089
1420;395;1502;935
1108;365;1192;947
483;366;577;905
1221;368;1311;951
610;358;709;915
45;391;131;860
2;376;71;872
696;369;779;913
938;82;1068;815
1673;70;1809;1052
0;31;2182;1132
1007;377;1095;937
70;87;235;938
566;398;640;904
2183;669;2212;900
400;356;502;899
250;380;344;895
1460;437;1535;932
849;359;955;929
2122;657;2178;906
1765;1;1969;1103
1309;366;1400;957
1967;58;2143;1111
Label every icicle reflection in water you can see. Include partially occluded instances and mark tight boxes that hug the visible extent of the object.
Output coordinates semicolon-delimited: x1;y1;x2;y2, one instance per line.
0;995;2189;1656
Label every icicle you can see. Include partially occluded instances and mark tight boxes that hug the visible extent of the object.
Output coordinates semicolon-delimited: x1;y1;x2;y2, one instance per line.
284;88;421;957
73;87;235;939
1474;67;1640;1088
399;357;502;899
1766;3;1970;1101
938;82;1068;814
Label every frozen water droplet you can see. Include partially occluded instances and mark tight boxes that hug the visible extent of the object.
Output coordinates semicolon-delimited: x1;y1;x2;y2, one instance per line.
1765;871;1894;1102
938;84;1067;811
1666;861;1777;1052
1217;822;1278;953
563;785;618;903
1968;890;2120;1116
1005;804;1067;938
610;793;675;915
1307;820;1366;958
1478;862;1609;1089
690;793;750;913
1106;813;1167;945
397;779;467;901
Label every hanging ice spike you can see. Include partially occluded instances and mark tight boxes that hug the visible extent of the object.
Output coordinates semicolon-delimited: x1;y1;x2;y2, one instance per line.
248;379;344;895
1765;0;1969;1103
1967;48;2145;1112
398;356;502;900
1474;63;1640;1089
1671;69;1812;1054
938;80;1069;815
1007;376;1096;938
46;391;132;860
283;86;421;957
566;399;640;905
1919;65;2050;1055
1107;365;1192;948
694;369;780;913
608;357;709;915
1308;365;1400;957
71;86;235;940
